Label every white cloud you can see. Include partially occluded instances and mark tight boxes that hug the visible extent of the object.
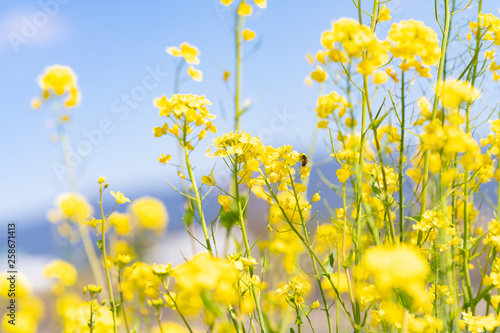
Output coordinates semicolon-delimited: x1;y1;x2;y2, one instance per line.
0;3;70;55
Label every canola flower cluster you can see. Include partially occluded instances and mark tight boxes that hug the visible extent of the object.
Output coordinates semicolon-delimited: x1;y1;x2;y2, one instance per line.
7;1;500;332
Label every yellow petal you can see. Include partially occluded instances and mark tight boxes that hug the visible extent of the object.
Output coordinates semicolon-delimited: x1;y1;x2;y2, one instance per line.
237;2;252;16
242;29;256;41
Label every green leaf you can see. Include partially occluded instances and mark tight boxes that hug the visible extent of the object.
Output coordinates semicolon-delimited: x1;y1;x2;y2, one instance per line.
369;112;389;131
290;328;296;333
325;251;336;274
131;316;141;333
342;249;354;270
405;215;421;223
184;201;195;226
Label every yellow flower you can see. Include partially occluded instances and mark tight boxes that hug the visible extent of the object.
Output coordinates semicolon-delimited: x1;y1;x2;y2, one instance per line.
412;210;445;232
277;276;311;304
254;0;266;8
43;259;77;286
154;94;215;145
36;65;80;108
187;66;203;81
98;176;106;184
202;172;216;186
242;29;256;41
311;65;327;82
387;20;441;68
316;91;349;119
30;98;41;110
440;78;480;109
459;311;500;333
317;120;329;128
311;300;320;309
359;245;429;306
221;0;233;5
122;262;161;301
55;193;93;223
336;168;351;183
223;70;230;81
377;5;391;22
314;224;346;253
153;122;169;137
322;272;350;296
116;254;131;268
110;191;131;204
372;71;388;84
166;43;200;64
151;263;174;280
158;153;172;164
311;192;321;203
321;18;389;74
129;197;168;232
83;217;102;228
173;253;240;314
218;195;231;212
87;284;103;294
108;212;132;235
386;66;399;83
345;117;357;127
237;2;252;16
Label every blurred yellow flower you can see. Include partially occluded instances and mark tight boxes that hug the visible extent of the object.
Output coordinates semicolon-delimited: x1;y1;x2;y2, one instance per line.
55;193;93;223
377;5;391;22
43;259;78;287
35;65;80;108
187;66;203;81
166;42;200;64
254;0;266;8
237;2;252;16
311;65;327;82
108;212;132;235
129;196;168;232
158;153;172;164
218;194;231;212
440;78;480;109
242;28;256;41
372;71;388;84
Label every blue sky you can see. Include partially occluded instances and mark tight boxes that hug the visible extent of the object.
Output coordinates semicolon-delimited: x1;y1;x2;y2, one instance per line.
1;0;498;235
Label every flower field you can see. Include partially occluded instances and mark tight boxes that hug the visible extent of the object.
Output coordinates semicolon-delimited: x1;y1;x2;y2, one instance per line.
4;0;500;332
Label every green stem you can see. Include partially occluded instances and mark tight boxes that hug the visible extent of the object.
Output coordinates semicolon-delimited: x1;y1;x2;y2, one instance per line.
183;134;213;255
234;162;268;333
234;5;243;131
288;173;332;333
162;281;194;333
99;188;118;333
89;299;94;333
118;269;131;333
419;0;451;243
156;307;164;333
462;0;482;308
398;71;406;242
258;169;355;328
